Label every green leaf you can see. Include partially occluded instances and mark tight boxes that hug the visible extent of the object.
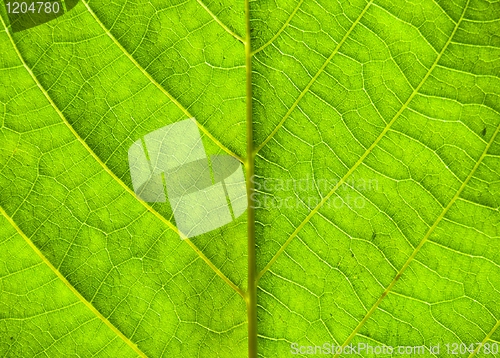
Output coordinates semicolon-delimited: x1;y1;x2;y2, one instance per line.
1;0;499;357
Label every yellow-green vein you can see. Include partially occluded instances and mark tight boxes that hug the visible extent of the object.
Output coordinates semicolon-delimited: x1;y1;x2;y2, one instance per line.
251;0;304;56
254;0;374;154
0;16;245;300
257;0;471;281
468;321;500;358
195;0;245;44
80;0;244;163
333;118;500;358
0;206;148;358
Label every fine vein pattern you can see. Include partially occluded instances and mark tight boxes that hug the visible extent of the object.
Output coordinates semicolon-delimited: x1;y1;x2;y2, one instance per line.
0;0;499;357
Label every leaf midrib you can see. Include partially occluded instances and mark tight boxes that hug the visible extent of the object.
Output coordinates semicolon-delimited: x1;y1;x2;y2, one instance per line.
244;1;257;357
3;0;499;357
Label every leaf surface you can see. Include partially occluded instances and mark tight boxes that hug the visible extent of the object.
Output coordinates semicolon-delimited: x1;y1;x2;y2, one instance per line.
0;0;500;357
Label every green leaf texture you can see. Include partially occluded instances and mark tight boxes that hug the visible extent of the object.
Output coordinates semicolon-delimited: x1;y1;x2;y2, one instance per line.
1;0;500;357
